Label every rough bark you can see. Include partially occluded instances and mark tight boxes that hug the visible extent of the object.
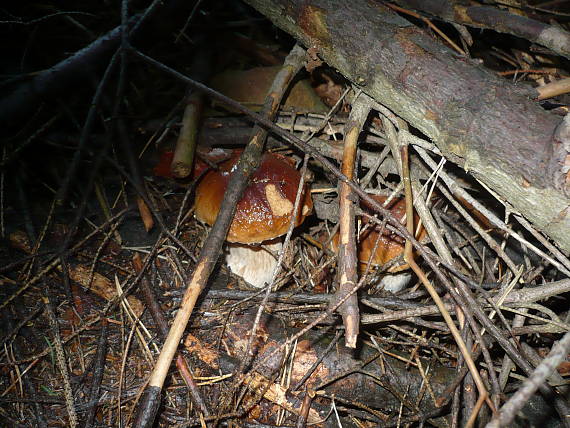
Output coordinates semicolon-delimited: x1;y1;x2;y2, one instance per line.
392;0;570;60
243;0;570;253
209;308;561;427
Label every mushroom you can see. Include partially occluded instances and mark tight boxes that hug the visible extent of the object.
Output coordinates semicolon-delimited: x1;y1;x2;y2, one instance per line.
194;150;313;288
331;194;426;293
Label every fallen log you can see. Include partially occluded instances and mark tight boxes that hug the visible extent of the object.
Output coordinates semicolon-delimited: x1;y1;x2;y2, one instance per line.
391;0;570;60
194;308;563;427
243;0;570;253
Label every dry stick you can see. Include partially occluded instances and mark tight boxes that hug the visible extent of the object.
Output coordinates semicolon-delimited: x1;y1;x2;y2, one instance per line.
450;268;570;426
485;332;570;428
403;139;520;279
241;264;374;395
134;151;265;424
132;254;210;417
399;144;492;424
44;295;78;428
438;181;519;275
386;3;466;55
334;92;370;348
401;157;502;405
442;309;567;415
83;320;108;428
361;278;570;323
171;92;202;178
385;116;498;408
361;145;391;189
434;211;479;274
412;192;506;407
295;389;315;428
171;47;212;178
390;0;570;60
536;77;570;100
132;44;306;428
357;210;492;292
199;288;417;310
498;310;528;393
513;214;570;274
520;342;569;397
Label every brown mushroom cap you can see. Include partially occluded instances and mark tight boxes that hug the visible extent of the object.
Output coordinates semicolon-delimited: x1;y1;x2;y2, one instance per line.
194;151;313;244
332;194;425;272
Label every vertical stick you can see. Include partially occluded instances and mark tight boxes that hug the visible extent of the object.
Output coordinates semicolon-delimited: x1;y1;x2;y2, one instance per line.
334;93;371;347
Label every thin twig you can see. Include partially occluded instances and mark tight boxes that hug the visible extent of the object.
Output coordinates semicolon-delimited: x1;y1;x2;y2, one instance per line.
485;332;570;428
411;141;570;277
239;151;310;373
0;208;128;312
132;253;210;417
400;143;492;422
44;295;78;428
83;320;108;428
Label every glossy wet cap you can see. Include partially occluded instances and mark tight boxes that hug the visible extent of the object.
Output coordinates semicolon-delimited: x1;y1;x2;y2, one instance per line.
194;150;313;244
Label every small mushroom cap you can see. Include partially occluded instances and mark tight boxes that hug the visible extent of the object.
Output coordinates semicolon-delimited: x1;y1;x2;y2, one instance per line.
194;151;313;244
332;195;425;272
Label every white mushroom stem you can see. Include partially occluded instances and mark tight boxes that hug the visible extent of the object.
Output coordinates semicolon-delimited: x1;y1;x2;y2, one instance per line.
225;240;283;288
378;272;412;293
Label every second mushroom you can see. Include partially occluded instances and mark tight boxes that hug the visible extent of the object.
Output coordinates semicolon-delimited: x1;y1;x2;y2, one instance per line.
331;194;426;293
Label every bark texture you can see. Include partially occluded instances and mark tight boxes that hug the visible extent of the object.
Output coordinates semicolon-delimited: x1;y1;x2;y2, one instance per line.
392;0;570;60
243;0;570;252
